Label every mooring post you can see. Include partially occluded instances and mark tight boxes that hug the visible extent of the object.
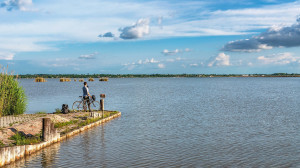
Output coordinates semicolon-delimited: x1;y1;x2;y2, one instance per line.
100;94;105;118
42;118;51;141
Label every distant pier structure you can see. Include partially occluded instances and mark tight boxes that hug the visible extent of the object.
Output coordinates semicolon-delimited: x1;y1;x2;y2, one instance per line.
60;78;71;82
35;77;46;82
99;77;108;81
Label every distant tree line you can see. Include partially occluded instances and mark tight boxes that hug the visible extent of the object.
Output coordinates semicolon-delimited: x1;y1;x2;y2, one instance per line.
16;73;300;78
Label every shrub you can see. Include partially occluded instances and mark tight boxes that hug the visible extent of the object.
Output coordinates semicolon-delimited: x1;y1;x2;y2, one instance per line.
0;67;27;117
9;132;41;145
0;140;5;147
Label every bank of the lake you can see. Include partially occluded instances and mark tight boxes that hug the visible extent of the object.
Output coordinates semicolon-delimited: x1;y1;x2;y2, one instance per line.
0;111;121;167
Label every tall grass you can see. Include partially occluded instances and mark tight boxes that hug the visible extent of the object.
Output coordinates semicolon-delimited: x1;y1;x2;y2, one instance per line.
0;66;27;117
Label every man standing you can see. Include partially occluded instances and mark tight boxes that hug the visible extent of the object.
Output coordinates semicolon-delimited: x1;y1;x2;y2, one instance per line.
82;82;91;112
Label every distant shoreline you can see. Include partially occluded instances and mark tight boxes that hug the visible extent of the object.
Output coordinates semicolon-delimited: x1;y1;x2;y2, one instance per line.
16;73;300;78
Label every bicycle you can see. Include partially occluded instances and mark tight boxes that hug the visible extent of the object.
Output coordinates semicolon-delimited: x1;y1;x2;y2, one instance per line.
72;95;100;112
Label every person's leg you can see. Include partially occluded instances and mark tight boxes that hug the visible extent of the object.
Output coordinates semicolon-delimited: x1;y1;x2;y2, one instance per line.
87;99;91;112
83;96;88;111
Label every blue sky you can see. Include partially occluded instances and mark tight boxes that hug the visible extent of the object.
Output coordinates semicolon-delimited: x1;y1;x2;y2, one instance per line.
0;0;300;74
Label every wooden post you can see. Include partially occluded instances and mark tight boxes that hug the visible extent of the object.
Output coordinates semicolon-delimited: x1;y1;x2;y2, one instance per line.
42;118;51;142
100;94;105;118
100;99;104;118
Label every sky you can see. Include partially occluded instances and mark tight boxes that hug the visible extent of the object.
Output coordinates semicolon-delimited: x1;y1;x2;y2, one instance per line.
0;0;300;74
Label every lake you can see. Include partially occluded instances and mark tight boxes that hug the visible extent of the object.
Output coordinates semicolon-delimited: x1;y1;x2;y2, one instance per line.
7;77;300;167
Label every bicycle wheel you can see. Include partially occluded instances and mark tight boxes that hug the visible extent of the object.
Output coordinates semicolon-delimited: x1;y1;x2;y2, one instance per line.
90;101;100;111
72;101;83;112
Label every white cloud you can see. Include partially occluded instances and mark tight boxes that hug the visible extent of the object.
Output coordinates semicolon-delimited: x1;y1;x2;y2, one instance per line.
257;52;300;65
143;58;159;64
0;52;14;60
0;0;33;11
190;63;198;67
158;63;165;68
161;48;191;56
119;18;150;39
79;52;97;59
208;52;230;67
162;49;179;55
123;58;160;70
0;0;299;54
223;17;300;52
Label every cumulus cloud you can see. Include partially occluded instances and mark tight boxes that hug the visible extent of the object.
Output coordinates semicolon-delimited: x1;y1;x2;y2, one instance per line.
98;32;114;38
0;52;14;60
124;58;159;66
0;0;33;11
162;49;179;55
208;52;230;67
222;17;300;52
161;48;191;56
123;58;161;70
78;52;97;60
158;63;165;68
257;52;300;65
190;63;198;67
119;18;150;40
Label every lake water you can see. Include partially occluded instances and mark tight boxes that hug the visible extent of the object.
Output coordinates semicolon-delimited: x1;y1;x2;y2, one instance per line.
6;77;300;167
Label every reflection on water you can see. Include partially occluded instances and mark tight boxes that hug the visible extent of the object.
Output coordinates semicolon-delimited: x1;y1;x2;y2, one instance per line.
4;141;60;168
7;78;300;167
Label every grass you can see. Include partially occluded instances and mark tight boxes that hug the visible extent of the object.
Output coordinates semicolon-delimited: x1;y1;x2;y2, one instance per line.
54;108;62;114
35;111;47;114
54;120;78;128
58;111;119;135
9;132;41;145
77;117;102;128
76;111;119;128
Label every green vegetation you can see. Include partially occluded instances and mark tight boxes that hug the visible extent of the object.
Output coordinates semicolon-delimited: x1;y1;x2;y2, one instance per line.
57;111;119;135
16;73;300;79
0;140;5;147
0;67;27;117
54;120;78;128
35;111;47;114
54;108;61;113
9;132;41;145
77;117;102;128
77;111;118;128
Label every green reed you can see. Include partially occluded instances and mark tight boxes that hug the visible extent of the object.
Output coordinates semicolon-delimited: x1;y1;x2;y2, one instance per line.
0;66;27;117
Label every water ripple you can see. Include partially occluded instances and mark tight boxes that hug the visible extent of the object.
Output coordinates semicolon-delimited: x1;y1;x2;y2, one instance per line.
5;77;300;168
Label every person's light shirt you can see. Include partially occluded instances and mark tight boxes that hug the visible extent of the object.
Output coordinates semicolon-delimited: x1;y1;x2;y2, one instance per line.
82;86;89;97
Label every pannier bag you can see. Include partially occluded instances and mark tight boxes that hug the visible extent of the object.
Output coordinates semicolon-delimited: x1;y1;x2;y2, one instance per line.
62;104;69;114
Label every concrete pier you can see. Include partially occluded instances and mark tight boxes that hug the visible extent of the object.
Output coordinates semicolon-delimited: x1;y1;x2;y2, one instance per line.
0;112;121;167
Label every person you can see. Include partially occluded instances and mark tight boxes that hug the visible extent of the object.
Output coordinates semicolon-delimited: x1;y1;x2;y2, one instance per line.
82;82;91;112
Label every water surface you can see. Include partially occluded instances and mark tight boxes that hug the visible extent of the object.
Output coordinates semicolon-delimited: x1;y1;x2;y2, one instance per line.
7;77;300;167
